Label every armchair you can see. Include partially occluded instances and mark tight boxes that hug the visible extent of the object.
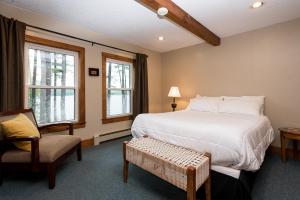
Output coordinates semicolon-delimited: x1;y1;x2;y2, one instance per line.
0;109;82;189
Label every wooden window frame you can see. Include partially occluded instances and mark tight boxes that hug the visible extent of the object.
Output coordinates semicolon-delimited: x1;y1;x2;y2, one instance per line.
102;52;134;124
25;35;86;130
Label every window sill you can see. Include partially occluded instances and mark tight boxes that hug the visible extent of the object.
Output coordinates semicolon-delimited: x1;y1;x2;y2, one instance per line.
102;115;133;124
39;121;86;132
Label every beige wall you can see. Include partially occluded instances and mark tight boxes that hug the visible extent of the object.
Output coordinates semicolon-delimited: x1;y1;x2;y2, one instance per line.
0;2;162;140
162;18;300;146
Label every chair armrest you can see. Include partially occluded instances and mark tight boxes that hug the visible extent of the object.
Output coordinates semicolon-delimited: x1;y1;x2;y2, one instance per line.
38;122;74;135
0;137;40;166
1;136;39;143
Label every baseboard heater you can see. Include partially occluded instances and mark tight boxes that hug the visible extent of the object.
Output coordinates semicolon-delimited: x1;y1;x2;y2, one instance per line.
93;129;131;145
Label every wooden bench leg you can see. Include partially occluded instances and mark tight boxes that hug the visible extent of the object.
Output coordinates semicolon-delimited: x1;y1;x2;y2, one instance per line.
205;152;212;200
186;166;196;200
77;144;82;161
47;163;56;189
0;163;3;186
205;177;211;200
123;141;129;183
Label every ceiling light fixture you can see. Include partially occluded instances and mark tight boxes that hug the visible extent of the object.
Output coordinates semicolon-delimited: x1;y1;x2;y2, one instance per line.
157;7;168;16
158;36;164;41
251;1;264;9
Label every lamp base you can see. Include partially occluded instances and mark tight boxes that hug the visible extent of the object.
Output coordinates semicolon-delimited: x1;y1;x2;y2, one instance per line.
171;103;177;112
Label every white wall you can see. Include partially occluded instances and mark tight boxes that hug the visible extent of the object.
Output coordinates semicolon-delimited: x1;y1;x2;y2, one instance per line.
0;2;162;140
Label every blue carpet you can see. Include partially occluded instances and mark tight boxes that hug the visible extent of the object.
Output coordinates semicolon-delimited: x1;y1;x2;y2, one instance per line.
0;137;299;200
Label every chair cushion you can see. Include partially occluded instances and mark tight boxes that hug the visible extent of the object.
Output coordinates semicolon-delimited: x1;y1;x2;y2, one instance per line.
1;113;40;151
1;135;81;163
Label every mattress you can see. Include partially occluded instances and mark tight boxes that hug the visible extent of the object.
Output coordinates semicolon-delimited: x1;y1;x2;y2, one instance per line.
212;165;240;179
131;110;274;171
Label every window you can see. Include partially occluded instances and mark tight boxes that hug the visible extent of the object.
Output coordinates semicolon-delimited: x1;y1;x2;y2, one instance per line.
24;36;85;128
102;52;134;124
25;44;77;124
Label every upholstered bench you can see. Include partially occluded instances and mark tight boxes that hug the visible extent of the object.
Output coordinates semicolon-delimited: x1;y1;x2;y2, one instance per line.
123;137;211;200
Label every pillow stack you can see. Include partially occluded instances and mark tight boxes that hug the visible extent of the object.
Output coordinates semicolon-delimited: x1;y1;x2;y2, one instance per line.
186;95;265;116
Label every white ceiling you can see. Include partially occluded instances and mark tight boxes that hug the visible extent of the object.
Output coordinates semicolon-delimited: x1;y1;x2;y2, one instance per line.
2;0;300;52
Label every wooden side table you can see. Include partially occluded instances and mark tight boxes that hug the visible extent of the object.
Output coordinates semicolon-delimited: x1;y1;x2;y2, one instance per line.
279;127;300;162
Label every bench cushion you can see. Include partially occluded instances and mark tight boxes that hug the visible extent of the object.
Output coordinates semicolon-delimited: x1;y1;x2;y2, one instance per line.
1;135;81;163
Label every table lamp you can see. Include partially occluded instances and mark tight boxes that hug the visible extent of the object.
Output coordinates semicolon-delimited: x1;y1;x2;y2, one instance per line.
168;86;181;111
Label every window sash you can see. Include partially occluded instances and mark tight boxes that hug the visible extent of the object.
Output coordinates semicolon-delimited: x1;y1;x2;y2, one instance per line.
28;85;77;89
27;88;76;124
107;58;132;66
106;88;133;90
105;59;133;118
24;42;79;124
106;60;133;89
24;43;79;87
106;89;132;118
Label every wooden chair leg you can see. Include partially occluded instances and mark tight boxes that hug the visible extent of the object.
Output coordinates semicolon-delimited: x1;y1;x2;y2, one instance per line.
123;141;129;183
47;163;56;189
186;166;196;200
77;144;82;161
205;177;211;200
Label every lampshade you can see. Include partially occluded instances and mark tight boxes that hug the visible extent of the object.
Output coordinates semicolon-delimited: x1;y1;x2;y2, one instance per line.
168;86;181;97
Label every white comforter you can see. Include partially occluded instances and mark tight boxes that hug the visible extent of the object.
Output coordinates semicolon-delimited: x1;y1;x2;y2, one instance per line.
131;111;274;171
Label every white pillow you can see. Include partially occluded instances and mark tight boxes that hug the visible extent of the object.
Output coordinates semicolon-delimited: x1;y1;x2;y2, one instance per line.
223;96;264;103
222;96;241;100
223;96;265;115
242;96;265;115
186;98;220;113
196;94;223;101
219;99;261;116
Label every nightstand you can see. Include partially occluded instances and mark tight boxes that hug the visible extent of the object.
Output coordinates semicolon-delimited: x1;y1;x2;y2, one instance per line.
279;127;300;162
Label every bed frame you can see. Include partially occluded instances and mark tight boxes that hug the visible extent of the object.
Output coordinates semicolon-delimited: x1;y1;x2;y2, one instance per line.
197;170;256;200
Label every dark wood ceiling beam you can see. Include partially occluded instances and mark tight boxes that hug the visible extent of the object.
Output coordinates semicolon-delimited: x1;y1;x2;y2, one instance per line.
138;0;221;46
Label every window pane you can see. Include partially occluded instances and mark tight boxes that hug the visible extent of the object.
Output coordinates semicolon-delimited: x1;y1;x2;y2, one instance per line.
28;88;75;124
28;49;75;87
107;90;131;116
106;62;131;89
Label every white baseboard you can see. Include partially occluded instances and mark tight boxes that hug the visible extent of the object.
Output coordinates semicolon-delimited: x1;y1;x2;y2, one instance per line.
94;129;131;145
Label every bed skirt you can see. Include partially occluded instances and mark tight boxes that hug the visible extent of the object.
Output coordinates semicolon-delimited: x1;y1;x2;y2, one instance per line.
197;170;256;200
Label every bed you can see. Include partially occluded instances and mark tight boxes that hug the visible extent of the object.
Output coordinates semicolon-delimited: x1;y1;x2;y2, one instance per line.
131;96;275;199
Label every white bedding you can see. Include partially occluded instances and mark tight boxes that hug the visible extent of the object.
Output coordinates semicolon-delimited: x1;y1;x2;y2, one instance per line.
131;110;274;171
